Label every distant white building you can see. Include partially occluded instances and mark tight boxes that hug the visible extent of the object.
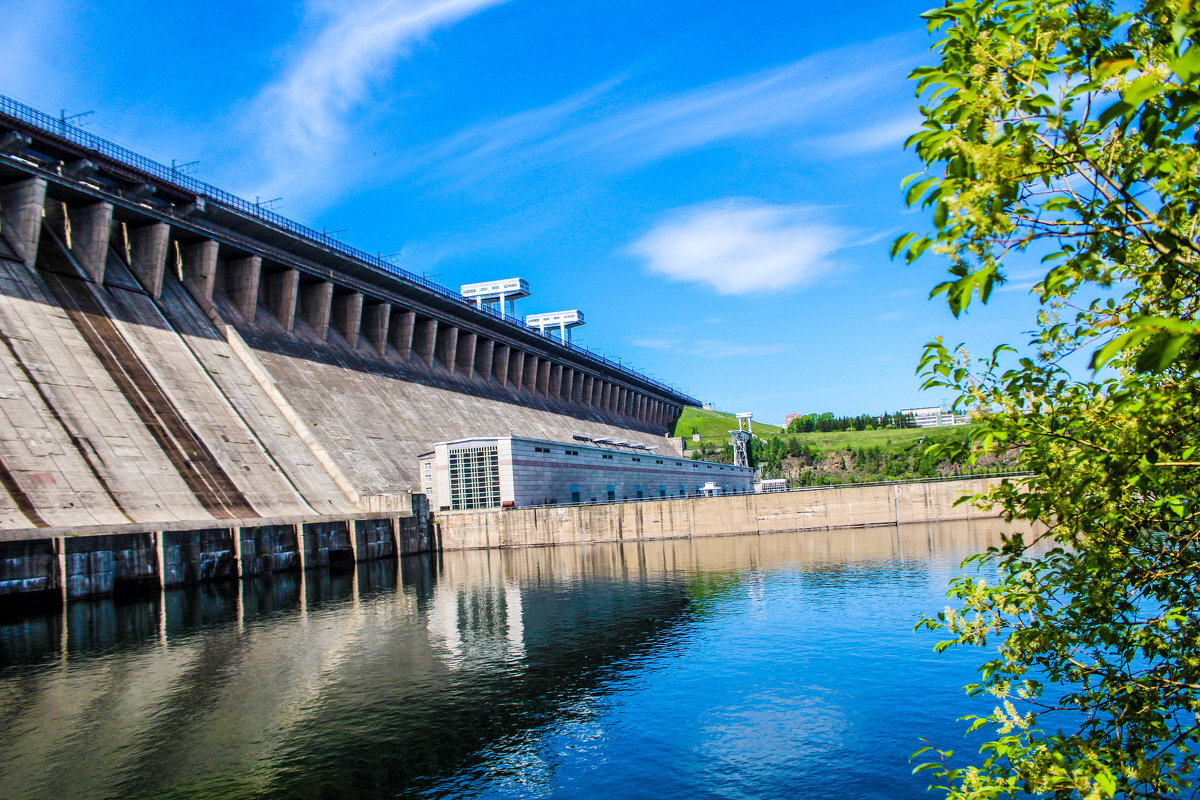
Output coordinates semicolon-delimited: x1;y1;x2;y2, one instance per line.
901;406;970;428
460;278;530;318
421;435;753;511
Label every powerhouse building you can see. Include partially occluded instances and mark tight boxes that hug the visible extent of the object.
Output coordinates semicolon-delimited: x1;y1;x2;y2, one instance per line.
421;436;753;511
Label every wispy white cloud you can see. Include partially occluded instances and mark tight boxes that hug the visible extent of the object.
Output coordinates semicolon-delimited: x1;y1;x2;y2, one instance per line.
626;198;851;295
249;0;508;208
416;34;920;185
632;337;683;350
632;336;790;358
817;114;922;156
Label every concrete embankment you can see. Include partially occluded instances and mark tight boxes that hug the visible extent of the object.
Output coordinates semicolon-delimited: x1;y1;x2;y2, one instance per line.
434;476;1007;550
0;502;432;605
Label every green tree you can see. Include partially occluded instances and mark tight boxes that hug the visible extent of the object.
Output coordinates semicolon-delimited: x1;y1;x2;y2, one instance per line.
899;0;1200;797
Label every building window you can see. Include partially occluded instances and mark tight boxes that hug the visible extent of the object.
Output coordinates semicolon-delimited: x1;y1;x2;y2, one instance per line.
607;487;616;502
631;457;641;462
655;459;663;464
636;486;644;499
534;446;551;453
602;454;613;460
566;449;579;456
571;488;581;503
659;487;666;497
679;487;686;496
448;445;500;510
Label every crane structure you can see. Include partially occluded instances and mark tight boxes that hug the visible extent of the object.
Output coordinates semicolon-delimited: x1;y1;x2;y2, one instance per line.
730;412;754;468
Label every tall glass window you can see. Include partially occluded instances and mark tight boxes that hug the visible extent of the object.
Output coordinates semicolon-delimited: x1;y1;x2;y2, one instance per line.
448;445;500;510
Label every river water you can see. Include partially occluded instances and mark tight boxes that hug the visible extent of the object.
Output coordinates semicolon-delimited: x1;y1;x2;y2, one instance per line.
0;521;1010;800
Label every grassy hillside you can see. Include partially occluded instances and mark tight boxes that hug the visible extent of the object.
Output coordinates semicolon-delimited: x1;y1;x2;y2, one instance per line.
672;406;782;440
673;406;1015;484
781;425;971;451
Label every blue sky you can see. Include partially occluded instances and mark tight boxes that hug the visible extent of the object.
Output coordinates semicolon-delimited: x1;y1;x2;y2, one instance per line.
0;0;1045;425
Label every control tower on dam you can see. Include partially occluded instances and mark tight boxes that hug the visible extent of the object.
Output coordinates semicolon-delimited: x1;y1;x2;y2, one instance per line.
0;95;695;550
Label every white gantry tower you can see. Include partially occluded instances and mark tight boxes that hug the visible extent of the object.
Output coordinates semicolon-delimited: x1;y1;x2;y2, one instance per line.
730;412;754;468
525;310;585;343
460;278;530;319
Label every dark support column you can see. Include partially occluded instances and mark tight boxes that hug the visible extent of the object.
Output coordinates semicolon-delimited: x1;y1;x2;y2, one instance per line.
548;363;562;398
333;290;363;348
227;254;261;320
493;344;510;386
522;355;538;392
601;381;612;411
476;338;494;380
363;301;390;355
508;349;525;388
563;368;576;401
301;280;333;339
263;268;299;333
67;201;115;283
128;222;170;298
414;318;438;367
436;325;459;370
182;239;219;301
0;177;47;267
537;358;551;396
582;375;593;406
455;331;476;374
390;309;415;360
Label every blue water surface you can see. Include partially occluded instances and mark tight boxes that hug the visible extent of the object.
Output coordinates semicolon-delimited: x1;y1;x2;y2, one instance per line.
0;521;1006;800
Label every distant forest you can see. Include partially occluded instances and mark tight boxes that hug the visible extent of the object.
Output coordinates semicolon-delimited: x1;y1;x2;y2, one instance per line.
784;411;916;433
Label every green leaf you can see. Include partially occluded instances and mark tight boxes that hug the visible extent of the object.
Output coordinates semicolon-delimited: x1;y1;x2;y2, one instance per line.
1122;74;1168;105
1169;45;1200;83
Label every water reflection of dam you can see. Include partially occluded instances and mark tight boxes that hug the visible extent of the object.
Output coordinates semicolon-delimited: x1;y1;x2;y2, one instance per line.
0;520;1007;799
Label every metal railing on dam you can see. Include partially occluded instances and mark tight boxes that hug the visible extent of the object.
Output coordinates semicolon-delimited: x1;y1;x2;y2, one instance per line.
0;93;695;403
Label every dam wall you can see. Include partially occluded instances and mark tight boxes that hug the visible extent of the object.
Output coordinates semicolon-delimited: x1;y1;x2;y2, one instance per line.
0;96;692;543
435;476;1008;550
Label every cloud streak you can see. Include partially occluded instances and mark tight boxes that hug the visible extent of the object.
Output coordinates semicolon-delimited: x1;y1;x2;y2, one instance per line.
249;0;508;208
417;34;920;185
626;198;851;295
632;337;791;358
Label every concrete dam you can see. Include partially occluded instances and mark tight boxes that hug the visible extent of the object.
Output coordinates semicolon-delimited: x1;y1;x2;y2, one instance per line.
0;96;694;602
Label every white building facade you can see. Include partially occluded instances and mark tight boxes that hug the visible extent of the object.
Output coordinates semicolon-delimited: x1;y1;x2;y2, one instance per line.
422;436;754;511
901;406;970;428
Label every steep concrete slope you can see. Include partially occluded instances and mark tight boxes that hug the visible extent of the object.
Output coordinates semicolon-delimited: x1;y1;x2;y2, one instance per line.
0;230;210;526
229;298;675;494
102;252;357;517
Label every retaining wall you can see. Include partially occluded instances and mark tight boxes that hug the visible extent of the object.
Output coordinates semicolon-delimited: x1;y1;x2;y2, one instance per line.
435;476;1006;551
0;497;432;604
